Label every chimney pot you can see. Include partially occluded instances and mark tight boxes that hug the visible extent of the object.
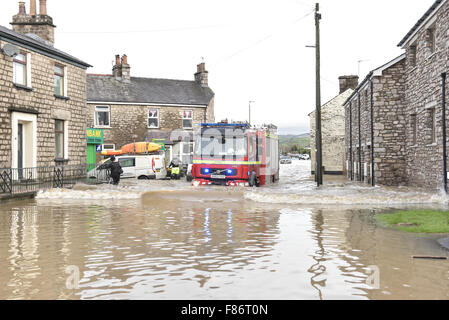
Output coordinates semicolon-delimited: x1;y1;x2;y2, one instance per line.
30;0;37;15
122;55;128;65
18;2;26;15
115;55;121;65
39;0;47;15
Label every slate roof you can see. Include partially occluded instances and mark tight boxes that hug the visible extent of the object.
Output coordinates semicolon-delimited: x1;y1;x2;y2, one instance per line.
398;0;447;47
87;75;215;106
0;24;91;69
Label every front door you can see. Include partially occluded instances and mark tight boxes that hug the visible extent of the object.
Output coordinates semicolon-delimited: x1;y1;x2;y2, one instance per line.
17;123;24;179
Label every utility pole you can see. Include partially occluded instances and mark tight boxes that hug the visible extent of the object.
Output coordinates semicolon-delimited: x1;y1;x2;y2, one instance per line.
249;101;255;126
315;3;323;187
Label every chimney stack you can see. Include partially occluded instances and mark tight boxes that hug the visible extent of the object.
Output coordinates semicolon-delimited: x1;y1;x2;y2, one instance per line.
30;0;37;15
338;75;359;94
39;0;47;15
18;2;26;15
112;54;131;82
195;62;208;87
11;0;56;44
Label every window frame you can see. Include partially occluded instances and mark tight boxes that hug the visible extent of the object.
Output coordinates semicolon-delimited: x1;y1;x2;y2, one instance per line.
55;119;65;159
182;110;194;129
13;52;27;87
430;108;436;144
95;105;111;128
54;64;65;97
180;142;194;164
147;109;160;129
102;144;116;151
411;114;417;146
428;26;436;54
409;44;417;67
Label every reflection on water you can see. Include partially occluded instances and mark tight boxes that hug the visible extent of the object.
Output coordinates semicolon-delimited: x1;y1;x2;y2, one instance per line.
0;161;448;300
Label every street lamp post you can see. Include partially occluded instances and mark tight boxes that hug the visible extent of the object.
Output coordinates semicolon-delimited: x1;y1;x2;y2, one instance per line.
249;101;255;126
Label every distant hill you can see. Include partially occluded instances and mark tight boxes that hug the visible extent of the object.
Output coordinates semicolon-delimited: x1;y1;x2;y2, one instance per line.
279;133;310;153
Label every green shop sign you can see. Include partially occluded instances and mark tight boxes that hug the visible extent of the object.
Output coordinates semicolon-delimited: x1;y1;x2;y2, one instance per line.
87;128;104;145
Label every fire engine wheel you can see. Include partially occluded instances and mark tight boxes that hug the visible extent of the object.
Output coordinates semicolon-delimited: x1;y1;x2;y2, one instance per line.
249;171;257;187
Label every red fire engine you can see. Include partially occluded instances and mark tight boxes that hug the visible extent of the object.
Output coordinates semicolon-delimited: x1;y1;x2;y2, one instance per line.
192;123;280;187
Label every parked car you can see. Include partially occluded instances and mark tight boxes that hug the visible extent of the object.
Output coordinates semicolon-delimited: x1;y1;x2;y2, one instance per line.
280;156;293;164
88;154;167;182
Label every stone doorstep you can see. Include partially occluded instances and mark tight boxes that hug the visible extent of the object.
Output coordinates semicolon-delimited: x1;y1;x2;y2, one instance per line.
0;191;37;202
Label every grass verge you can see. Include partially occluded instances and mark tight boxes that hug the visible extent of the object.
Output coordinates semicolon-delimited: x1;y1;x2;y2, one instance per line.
376;210;449;234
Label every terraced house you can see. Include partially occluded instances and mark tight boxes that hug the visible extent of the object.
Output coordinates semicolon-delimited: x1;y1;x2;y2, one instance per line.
87;56;215;165
345;0;449;190
0;0;90;170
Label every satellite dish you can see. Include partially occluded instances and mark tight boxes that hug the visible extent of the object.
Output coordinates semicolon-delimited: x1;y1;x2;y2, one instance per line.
2;44;20;57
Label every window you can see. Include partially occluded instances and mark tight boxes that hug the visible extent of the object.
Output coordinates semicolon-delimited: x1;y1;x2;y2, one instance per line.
411;114;417;145
430;108;436;144
13;53;27;86
409;44;417;67
180;142;194;164
118;158;135;168
95;106;110;127
428;27;436;53
148;109;159;128
55;120;65;159
102;144;115;151
54;64;65;96
182;110;193;129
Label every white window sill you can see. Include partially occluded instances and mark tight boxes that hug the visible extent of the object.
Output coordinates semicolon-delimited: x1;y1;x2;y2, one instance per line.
426;143;437;147
147;127;160;130
95;126;112;129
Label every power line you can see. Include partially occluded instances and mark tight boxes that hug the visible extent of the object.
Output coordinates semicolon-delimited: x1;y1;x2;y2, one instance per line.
59;24;229;34
211;9;315;66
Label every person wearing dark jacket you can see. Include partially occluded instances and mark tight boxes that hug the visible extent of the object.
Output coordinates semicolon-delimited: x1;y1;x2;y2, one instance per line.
107;156;123;185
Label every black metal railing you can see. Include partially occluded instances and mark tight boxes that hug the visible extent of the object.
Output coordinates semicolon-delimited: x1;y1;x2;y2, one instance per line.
0;164;111;195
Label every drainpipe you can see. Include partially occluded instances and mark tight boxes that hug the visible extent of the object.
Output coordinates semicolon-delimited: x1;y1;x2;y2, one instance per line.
442;72;447;193
349;102;353;181
370;80;375;187
358;93;362;182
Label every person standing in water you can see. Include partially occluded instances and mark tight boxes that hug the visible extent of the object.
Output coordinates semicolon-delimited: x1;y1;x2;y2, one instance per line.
107;156;123;185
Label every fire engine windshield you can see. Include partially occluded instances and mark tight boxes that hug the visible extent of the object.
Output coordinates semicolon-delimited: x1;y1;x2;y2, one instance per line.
195;135;247;158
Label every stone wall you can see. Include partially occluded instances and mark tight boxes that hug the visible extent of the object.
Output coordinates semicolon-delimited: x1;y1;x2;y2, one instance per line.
403;0;449;190
345;58;406;186
372;59;407;186
310;89;352;174
0;39;87;168
86;100;214;149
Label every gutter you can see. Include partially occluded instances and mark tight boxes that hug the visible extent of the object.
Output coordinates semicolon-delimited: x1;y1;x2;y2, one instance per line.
442;72;447;193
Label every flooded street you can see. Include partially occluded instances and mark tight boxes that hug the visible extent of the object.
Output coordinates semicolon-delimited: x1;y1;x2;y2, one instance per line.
1;161;449;300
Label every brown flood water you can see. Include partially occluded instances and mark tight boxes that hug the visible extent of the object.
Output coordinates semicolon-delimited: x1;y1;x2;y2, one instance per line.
0;161;448;300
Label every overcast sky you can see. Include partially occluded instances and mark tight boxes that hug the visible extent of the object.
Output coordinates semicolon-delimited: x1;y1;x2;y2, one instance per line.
0;0;436;134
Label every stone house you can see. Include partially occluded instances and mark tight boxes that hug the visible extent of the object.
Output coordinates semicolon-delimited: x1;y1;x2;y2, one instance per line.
344;55;406;186
0;1;90;170
309;76;358;175
398;0;449;190
345;0;449;190
87;55;215;165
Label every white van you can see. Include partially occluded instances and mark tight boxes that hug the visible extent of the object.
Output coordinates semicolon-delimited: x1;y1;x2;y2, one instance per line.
88;153;167;182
